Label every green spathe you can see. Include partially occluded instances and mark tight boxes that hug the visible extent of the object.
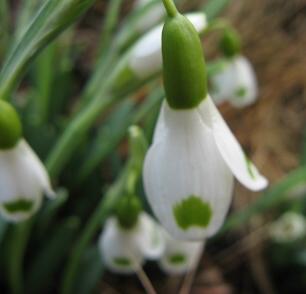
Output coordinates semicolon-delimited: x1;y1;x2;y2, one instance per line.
0;100;22;149
219;29;241;58
162;14;207;109
173;195;212;230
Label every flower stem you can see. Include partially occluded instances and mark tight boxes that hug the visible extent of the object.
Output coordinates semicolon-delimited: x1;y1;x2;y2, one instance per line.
162;0;178;17
7;220;32;294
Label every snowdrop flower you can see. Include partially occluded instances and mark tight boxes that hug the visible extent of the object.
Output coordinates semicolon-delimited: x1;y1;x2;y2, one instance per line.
159;230;204;275
143;3;268;241
113;12;207;92
0;101;54;222
269;212;306;243
99;212;165;274
133;0;165;33
210;56;258;108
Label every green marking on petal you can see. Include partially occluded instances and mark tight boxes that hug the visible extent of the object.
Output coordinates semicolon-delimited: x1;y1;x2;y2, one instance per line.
173;195;212;230
168;253;186;265
235;86;247;98
3;199;34;213
113;257;131;267
245;155;256;179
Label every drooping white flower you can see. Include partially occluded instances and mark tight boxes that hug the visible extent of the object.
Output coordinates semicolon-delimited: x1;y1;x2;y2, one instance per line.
210;56;258;108
98;212;165;274
143;96;268;241
121;12;207;81
0;139;54;222
159;230;204;275
269;212;306;243
133;0;165;33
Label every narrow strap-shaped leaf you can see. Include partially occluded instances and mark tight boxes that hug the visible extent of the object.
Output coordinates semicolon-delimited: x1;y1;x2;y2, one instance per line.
0;0;96;101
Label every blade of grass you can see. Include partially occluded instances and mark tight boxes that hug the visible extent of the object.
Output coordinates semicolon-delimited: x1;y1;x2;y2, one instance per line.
0;0;10;61
0;0;96;101
26;217;80;294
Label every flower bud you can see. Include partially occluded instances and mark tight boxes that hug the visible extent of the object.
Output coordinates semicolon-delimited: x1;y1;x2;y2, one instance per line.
0;100;22;150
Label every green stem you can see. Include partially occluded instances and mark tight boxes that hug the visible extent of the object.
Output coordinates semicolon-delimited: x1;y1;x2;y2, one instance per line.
61;165;130;294
7;220;32;294
162;0;178;17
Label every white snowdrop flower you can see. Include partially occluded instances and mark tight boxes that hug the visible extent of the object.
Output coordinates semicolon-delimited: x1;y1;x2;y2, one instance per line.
269;212;306;243
143;6;268;241
133;0;165;33
159;230;204;275
99;212;165;274
144;96;268;241
0;139;54;222
129;12;207;79
210;56;258;108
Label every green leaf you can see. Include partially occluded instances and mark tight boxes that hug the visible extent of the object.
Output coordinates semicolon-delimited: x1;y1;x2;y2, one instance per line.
0;0;96;101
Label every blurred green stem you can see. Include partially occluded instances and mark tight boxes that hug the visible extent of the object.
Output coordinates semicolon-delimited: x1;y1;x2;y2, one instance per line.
8;220;32;294
0;0;10;61
203;0;231;21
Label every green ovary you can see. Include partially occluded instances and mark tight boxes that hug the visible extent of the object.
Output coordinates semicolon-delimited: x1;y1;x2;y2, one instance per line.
3;199;34;213
113;257;131;267
173;195;212;230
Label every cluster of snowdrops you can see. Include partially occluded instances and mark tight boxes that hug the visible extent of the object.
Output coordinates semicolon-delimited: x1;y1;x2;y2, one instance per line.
0;0;272;282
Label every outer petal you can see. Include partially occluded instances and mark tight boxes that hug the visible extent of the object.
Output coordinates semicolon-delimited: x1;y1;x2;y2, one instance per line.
130;12;207;78
138;213;165;259
159;230;204;275
198;96;268;191
144;102;234;241
98;217;145;274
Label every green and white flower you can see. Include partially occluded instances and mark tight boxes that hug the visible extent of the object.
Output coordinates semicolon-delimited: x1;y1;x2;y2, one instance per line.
159;230;204;275
269;212;306;243
113;12;207;92
144;96;268;240
0;139;54;222
210;56;258;108
99;212;165;274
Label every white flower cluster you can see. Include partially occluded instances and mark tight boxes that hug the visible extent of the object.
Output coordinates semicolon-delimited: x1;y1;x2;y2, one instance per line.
99;212;204;275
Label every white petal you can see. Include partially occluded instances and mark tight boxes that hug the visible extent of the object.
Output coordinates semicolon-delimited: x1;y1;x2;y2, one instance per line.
138;213;165;259
130;13;207;78
228;56;258;108
144;102;234;241
133;0;165;33
159;230;204;275
198;97;268;191
98;217;145;274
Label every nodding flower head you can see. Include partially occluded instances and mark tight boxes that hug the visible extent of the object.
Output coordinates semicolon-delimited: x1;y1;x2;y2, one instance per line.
210;56;258;108
159;230;204;275
99;212;165;274
143;5;268;241
0;101;54;222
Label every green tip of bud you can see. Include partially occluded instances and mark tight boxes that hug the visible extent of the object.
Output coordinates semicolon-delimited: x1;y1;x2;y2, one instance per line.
219;29;241;58
162;14;207;109
116;195;142;229
0;100;22;150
